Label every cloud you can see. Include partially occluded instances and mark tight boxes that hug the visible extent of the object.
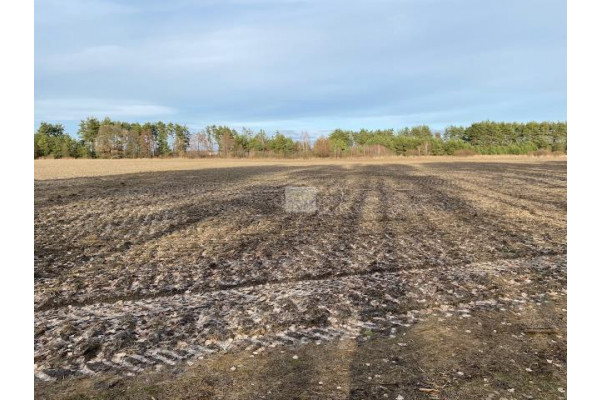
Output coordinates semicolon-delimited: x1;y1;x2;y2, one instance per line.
35;0;566;132
35;98;175;121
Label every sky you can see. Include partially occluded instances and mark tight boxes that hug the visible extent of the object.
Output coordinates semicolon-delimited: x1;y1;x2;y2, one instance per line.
35;0;566;139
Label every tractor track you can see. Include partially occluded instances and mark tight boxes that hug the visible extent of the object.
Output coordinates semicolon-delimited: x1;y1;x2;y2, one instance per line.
35;254;566;381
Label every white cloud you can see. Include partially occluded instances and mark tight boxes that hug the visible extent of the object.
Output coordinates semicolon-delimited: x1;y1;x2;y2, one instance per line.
43;45;127;72
34;0;566;129
35;98;175;121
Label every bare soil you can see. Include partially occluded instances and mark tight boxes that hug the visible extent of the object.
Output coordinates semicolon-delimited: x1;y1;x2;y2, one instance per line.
34;155;565;180
34;158;567;399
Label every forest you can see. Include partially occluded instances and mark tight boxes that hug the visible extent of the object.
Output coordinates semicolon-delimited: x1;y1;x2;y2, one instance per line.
33;118;567;159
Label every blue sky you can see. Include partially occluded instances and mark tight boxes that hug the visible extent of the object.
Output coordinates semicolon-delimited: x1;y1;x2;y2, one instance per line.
35;0;566;139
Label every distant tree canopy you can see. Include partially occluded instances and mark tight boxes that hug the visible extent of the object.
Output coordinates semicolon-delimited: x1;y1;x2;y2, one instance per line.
34;122;89;159
34;119;566;159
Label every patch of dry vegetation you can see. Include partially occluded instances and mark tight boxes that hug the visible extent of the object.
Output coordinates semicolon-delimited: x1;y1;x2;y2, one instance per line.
34;155;566;180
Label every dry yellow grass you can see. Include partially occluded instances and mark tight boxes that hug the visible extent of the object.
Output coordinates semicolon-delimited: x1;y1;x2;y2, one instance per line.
34;155;566;180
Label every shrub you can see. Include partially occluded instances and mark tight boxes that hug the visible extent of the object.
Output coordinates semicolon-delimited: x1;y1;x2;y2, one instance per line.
313;137;331;157
529;149;552;157
453;149;476;156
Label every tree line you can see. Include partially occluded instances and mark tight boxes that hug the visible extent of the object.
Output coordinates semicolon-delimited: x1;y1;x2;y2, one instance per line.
34;118;566;159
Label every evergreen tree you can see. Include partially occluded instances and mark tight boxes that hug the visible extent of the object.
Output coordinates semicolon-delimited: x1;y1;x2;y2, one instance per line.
155;121;170;156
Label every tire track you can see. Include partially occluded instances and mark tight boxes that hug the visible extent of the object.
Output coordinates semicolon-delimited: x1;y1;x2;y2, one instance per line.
35;254;566;381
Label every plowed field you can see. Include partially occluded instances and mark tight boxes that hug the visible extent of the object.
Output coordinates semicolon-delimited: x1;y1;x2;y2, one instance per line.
34;158;567;399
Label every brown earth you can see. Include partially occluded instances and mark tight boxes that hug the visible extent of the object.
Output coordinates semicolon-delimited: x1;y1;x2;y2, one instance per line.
34;155;565;180
34;158;567;399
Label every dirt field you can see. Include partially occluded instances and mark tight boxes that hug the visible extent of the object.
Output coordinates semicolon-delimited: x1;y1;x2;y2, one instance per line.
34;155;565;180
34;158;567;399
